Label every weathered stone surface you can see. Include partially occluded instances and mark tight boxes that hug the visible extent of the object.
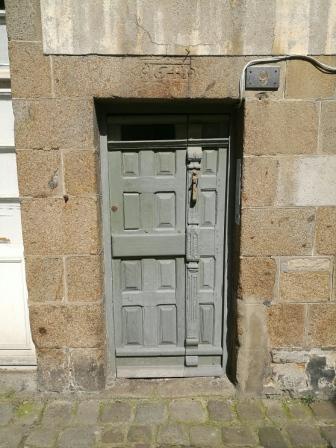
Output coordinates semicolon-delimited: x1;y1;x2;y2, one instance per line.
14;400;43;426
0;403;13;426
66;256;102;302
258;426;288;448
37;349;69;392
285;57;336;99
320;101;336;154
241;157;278;207
222;426;258;446
272;350;310;364
26;257;63;302
276;156;336;206
0;425;24;447
29;304;103;348
281;258;331;272
236;400;265;422
189;425;222;447
72;400;100;425
280;271;330;302
315;208;336;255
58;427;97;448
5;0;42;41
41;400;73;427
320;426;336;448
286;423;327;448
69;349;104;391
287;401;313;420
40;0;336;55
244;100;318;155
169;399;206;423
100;401;132;423
262;400;288;421
157;377;235;398
12;98;96;150
157;423;189;446
25;426;59;447
63;151;98;196
135;401;167;424
238;257;276;302
207;400;234;421
21;198;100;256
16;150;61;198
127;425;152;443
9;42;52;98
21;199;63;256
308;304;336;347
53;56;190;98
241;208;315;256
271;364;309;394
311;401;336;421
267;304;305;347
101;427;124;444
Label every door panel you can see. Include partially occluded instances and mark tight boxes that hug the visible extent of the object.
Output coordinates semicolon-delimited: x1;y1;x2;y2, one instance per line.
108;115;229;377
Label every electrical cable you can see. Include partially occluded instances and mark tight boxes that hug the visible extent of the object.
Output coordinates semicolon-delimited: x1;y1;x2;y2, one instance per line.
238;55;336;107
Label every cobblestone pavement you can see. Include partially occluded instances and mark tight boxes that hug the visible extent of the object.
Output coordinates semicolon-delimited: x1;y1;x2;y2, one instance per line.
0;391;336;447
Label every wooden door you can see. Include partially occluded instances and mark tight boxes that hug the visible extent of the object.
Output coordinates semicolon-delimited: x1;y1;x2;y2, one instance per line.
108;115;229;377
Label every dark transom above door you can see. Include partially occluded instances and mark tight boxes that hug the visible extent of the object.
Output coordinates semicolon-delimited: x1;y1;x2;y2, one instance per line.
107;115;229;378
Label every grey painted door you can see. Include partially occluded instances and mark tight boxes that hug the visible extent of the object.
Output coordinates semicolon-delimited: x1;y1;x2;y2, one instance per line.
108;116;229;378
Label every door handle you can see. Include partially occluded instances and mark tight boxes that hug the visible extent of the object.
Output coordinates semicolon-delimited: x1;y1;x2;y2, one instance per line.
191;169;199;204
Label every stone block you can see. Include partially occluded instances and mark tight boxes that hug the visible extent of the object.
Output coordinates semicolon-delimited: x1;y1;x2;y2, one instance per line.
157;377;235;398
66;256;102;302
267;304;305;347
135;401;167;424
25;426;59;448
53;56;190;98
157;424;189;446
57;427;97;448
236;400;265;422
16;150;61;198
5;0;42;41
189;425;222;447
100;401;132;423
127;425;152;443
0;403;13;426
14;400;44;426
41;400;73;427
72;400;100;425
286;423;327;448
311;401;336;421
315;208;336;255
207;400;234;421
12;98;96;150
222;426;258;446
0;426;24;448
241;208;315;256
169;399;206;423
101;427;124;444
276;156;336;206
29;304;104;348
258;426;288;448
37;349;69;392
62;197;100;255
238;257;276;302
280;271;330;302
286;401;313;420
285;57;336;99
21;198;64;256
281;258;331;272
241;157;278;207
9;42;52;98
262;400;288;421
308;304;336;347
244;100;318;155
25;257;64;302
272;364;308;393
69;349;104;390
63;151;98;196
320;426;336;447
320;101;336;154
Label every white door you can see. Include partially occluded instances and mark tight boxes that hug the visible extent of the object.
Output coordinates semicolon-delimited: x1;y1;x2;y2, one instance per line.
0;8;35;365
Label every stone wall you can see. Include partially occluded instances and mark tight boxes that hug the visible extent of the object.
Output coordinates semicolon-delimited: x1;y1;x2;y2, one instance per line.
5;0;336;396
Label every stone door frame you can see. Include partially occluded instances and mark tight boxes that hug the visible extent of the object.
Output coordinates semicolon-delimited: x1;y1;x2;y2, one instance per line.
97;102;237;383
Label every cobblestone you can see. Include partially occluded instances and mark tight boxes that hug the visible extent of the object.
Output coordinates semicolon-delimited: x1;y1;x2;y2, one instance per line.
0;393;335;447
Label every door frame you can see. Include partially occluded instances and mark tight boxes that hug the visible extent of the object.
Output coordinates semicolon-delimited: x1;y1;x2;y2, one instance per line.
98;104;235;382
